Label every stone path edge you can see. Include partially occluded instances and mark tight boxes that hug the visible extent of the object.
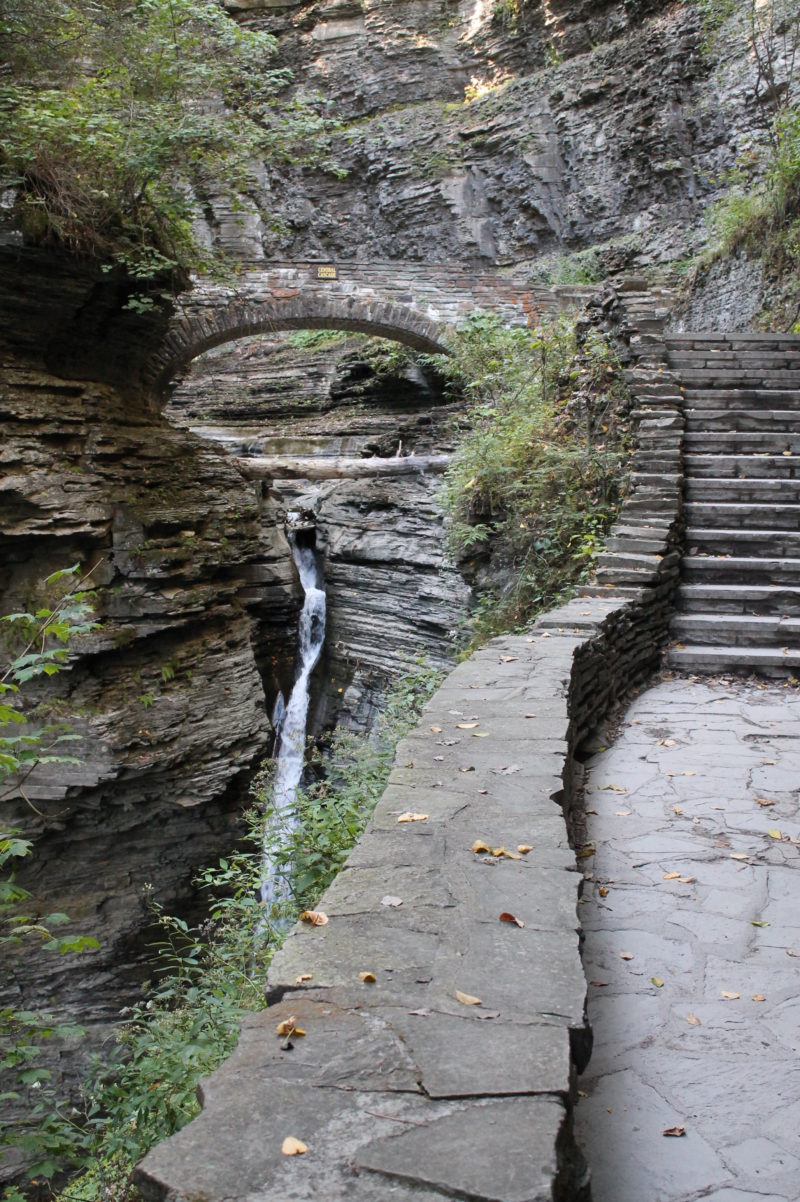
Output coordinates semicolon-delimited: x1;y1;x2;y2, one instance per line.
134;285;684;1202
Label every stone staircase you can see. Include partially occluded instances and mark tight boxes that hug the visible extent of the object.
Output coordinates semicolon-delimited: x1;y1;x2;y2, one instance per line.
665;334;800;675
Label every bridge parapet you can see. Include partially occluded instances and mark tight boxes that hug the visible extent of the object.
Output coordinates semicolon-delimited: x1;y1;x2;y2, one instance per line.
144;261;599;393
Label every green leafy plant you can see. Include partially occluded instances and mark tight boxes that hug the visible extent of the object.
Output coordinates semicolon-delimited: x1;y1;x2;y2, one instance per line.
430;313;631;642
0;0;331;295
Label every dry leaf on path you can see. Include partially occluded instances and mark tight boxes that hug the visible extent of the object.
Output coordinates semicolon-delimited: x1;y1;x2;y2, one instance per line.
397;812;429;823
663;872;681;880
275;1017;297;1036
456;722;479;729
295;973;312;985
381;895;403;907
651;977;664;988
730;853;749;861
721;990;740;1000
472;731;490;738
752;993;766;1002
687;1013;700;1026
756;797;776;807
517;844;533;854
359;972;376;983
768;828;783;839
499;911;525;928
599;886;609;898
499;655;518;663
662;1127;685;1138
300;910;328;926
430;725;442;733
680;876;695;884
281;1137;307;1156
455;990;482;1006
619;951;634;961
493;845;522;860
471;839;492;854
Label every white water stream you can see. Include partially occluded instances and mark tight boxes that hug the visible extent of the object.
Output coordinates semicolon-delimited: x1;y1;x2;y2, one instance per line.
260;535;326;908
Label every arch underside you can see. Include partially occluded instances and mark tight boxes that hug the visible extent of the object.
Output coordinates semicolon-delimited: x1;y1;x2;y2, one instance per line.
152;296;452;392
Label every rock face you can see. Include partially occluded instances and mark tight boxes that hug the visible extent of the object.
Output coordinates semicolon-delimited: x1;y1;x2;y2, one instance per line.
0;249;297;1137
168;333;472;730
199;0;770;318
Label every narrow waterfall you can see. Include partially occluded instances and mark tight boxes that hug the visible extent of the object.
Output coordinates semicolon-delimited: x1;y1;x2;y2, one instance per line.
260;533;326;908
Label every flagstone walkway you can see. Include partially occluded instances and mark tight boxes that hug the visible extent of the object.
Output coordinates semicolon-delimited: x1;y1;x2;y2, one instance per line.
575;676;800;1202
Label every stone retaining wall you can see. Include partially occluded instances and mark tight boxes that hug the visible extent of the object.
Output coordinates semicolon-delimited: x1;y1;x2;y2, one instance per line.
135;285;685;1202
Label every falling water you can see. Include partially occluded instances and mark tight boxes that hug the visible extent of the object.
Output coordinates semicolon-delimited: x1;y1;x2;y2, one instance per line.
260;535;326;907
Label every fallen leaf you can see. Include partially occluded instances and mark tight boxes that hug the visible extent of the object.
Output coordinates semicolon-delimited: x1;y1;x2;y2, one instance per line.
455;990;482;1006
472;731;490;738
679;876;695;884
576;846;595;859
600;784;627;793
472;839;492;853
615;809;632;817
752;994;766;1002
751;920;769;927
788;949;799;958
663;872;681;880
300;910;329;926
397;812;429;823
478;788;488;794
493;764;521;775
295;973;313;985
276;1017;297;1036
499;911;525;928
456;722;479;729
524;712;537;718
721;990;740;1000
673;805;683;815
599;886;609;898
359;971;376;983
585;807;598;815
281;1137;307;1156
619;951;634;961
768;828;783;839
408;1007;430;1016
493;845;522;860
658;738;676;747
662;1126;685;1138
681;770;697;777
499;655;518;663
381;895;403;907
651;977;665;988
687;1013;700;1026
430;725;442;733
730;853;749;861
517;844;533;854
756;797;776;807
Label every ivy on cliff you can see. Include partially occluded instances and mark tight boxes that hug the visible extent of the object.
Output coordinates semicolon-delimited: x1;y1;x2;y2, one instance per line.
0;0;329;296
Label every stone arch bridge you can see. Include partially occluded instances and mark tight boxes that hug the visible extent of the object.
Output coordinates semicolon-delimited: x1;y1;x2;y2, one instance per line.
146;260;595;393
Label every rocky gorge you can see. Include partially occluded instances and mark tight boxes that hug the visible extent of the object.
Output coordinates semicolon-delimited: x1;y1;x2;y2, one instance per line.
1;0;797;1185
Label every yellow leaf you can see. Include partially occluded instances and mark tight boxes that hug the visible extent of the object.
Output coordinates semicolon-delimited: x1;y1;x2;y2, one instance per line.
730;853;749;861
499;911;525;928
471;839;492;853
292;1027;306;1037
599;886;609;898
663;872;681;880
430;725;442;733
472;731;490;738
651;977;664;988
275;1017;296;1036
295;973;313;985
721;990;740;1000
492;846;522;860
600;784;626;793
359;971;376;983
673;805;683;815
752;994;766;1002
619;951;634;961
576;846;595;859
517;844;533;854
397;812;429;823
281;1137;307;1156
756;797;775;807
768;828;782;839
679;876;695;884
499;655;517;663
456;722;479;729
687;1013;700;1026
300;910;329;925
455;990;482;1006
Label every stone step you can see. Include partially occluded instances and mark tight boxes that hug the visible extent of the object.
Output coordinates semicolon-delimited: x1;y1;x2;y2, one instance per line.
685;409;800;433
686;477;800;501
668;352;800;371
685;432;800;454
682;388;800;410
682;555;800;585
666;643;800;673
677;582;800;615
686;527;800;556
685;501;800;531
667;334;800;351
671;612;800;647
676;369;800;388
685;454;800;479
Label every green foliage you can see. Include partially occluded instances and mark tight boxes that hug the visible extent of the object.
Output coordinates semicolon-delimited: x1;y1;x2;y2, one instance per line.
286;328;352;351
0;0;330;292
432;313;631;642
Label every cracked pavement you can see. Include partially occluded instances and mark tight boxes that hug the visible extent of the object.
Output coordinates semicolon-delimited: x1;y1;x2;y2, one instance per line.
575;676;800;1202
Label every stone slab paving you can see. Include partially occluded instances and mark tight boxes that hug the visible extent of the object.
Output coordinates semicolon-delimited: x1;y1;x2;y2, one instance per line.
575;677;800;1202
